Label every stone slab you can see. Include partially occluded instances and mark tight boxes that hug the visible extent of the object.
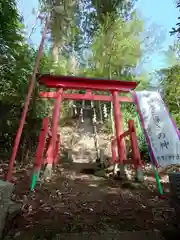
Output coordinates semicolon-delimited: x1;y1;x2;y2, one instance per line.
168;172;180;224
53;230;164;240
0;180;14;201
0;180;14;239
168;172;180;199
152;207;176;222
1;200;22;239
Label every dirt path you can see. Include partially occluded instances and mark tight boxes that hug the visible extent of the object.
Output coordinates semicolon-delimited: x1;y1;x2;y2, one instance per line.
2;163;178;240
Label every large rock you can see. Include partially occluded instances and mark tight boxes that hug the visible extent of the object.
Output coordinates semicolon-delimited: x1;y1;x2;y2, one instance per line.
2;200;22;239
0;180;14;239
169;172;180;199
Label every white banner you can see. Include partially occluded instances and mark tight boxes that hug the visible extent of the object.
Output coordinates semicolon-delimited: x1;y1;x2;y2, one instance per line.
134;91;180;167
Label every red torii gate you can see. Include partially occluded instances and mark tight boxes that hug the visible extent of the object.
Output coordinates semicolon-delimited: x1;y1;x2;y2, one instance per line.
37;74;136;167
6;74;142;186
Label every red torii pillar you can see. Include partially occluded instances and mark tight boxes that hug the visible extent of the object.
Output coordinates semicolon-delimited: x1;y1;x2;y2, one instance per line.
112;90;126;163
45;88;62;174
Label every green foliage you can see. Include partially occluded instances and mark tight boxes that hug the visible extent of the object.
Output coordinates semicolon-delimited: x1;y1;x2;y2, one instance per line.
170;0;180;38
92;0;137;23
138;133;148;160
82;12;143;79
79;11;149;160
159;64;180;128
0;1;51;160
39;0;78;61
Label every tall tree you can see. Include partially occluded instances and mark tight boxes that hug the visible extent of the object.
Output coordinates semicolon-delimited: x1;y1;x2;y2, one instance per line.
84;12;143;79
160;65;180;128
39;0;77;62
156;43;180;128
38;0;137;63
92;0;137;23
170;0;180;39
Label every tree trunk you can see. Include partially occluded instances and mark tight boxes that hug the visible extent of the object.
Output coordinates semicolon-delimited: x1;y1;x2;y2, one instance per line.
111;101;124;176
68;52;78;117
98;101;103;123
52;41;59;64
69;53;77;74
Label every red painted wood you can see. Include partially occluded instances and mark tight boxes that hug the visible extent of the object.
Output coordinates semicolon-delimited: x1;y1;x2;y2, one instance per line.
34;117;49;168
111;120;141;167
39;91;133;103
37;74;137;92
46;89;63;164
112;90;126;163
128;120;142;168
120;130;130;139
123;160;133;165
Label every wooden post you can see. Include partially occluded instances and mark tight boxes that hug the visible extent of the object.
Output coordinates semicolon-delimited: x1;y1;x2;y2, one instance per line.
30;117;49;191
128;120;143;182
45;89;62;179
112;90;126;177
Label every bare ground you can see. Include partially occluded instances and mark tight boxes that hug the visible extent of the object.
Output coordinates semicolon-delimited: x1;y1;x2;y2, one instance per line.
1;162;179;240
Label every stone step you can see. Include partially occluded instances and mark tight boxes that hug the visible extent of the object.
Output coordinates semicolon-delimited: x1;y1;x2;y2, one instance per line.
52;230;164;240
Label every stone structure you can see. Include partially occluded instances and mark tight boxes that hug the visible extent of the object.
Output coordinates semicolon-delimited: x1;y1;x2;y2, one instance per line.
53;230;164;240
0;180;14;238
61;116;111;165
168;172;180;226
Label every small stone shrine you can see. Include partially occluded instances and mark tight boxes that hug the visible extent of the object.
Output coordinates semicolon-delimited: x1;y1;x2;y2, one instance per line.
168;172;180;225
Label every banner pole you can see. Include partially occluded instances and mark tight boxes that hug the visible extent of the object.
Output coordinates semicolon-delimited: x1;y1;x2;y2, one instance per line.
151;163;164;196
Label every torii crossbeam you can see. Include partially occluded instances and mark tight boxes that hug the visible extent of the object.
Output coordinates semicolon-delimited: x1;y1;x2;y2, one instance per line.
39;91;133;102
37;74;137;91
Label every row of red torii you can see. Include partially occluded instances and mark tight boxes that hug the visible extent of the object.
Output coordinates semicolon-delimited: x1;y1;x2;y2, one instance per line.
7;74;143;188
